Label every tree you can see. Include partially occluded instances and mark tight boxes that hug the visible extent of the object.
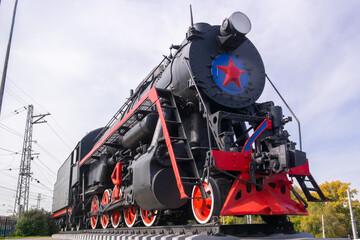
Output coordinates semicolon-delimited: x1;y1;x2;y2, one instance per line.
320;180;360;238
15;209;58;236
290;180;359;238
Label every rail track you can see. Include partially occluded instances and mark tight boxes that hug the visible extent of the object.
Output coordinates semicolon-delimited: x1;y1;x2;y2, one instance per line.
52;224;317;240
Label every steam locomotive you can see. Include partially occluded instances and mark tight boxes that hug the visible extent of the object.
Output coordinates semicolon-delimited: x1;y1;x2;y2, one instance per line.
52;11;327;230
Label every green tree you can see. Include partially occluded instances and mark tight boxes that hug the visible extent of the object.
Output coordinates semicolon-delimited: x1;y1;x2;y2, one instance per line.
320;181;360;238
15;209;58;236
290;180;359;238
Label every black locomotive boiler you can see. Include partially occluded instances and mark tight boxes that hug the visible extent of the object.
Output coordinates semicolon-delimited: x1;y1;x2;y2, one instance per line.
52;11;328;230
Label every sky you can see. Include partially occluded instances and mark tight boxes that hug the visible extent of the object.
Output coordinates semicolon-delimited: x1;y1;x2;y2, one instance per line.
0;0;359;216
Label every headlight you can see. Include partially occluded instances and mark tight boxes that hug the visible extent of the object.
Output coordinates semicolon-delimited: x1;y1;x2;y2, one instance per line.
220;12;251;36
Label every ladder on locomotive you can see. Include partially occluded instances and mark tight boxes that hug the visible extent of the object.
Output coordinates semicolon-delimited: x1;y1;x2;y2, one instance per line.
156;89;203;193
296;174;329;202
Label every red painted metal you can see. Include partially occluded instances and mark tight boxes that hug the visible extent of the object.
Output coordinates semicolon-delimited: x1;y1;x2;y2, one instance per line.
124;206;137;227
79;88;156;166
212;150;251;171
220;173;307;216
101;190;111;229
79;87;187;199
152;92;188;199
287;159;310;176
191;181;213;223
52;206;72;218
111;162;123;185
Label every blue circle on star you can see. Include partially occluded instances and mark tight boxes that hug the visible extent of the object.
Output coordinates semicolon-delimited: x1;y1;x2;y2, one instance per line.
211;54;249;95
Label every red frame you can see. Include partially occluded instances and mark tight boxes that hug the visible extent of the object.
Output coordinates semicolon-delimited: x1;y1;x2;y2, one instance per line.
220;173;307;216
78;87;187;199
111;162;123;185
287;159;310;176
212;150;251;171
52;206;72;218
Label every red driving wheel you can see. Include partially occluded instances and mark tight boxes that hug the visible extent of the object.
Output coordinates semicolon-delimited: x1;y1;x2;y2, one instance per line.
90;195;99;229
140;208;158;227
110;185;122;228
100;189;112;229
124;206;137;228
191;178;221;224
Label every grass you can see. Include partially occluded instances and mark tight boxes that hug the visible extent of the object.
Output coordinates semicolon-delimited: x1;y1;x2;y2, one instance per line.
0;236;51;239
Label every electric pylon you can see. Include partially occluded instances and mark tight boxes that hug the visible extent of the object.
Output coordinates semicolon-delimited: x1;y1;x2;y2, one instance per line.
13;105;50;216
36;193;41;209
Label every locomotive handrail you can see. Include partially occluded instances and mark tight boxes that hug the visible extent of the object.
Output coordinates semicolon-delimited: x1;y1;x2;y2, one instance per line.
94;57;171;143
265;74;303;151
184;57;213;182
79;89;155;166
184;57;212;152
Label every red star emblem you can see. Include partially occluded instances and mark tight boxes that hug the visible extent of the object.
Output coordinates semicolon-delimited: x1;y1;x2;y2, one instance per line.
216;58;245;89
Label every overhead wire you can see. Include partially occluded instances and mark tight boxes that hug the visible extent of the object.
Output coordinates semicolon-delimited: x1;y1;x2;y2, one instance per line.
6;87;28;106
33;158;56;175
8;79;75;150
0;170;18;180
33;142;62;165
31;182;53;193
0;106;26;121
8;79;46;113
0;154;19;170
0;167;19;171
46;123;73;150
0;185;16;192
0;122;23;137
32;160;56;180
0;146;19;154
32;176;53;191
48;118;76;146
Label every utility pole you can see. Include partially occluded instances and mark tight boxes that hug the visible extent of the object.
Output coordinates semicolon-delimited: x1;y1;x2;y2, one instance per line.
0;0;19;116
322;214;325;238
348;188;358;239
13;105;50;216
247;215;252;224
36;193;41;209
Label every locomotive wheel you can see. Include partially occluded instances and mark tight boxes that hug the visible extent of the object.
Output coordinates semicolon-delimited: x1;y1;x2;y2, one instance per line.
140;208;159;227
90;195;99;229
124;206;137;228
101;189;112;229
111;185;122;228
191;177;221;224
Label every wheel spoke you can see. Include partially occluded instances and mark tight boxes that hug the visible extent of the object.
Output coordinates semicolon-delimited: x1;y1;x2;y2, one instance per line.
101;189;112;229
111;186;122;228
191;179;218;224
124;206;137;228
90;195;99;229
140;208;158;227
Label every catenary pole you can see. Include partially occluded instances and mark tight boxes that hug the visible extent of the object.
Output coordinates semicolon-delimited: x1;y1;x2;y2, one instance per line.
0;0;19;116
322;214;325;238
348;188;358;239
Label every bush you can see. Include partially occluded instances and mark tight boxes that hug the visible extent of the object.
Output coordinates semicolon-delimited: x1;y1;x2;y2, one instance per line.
15;209;58;236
